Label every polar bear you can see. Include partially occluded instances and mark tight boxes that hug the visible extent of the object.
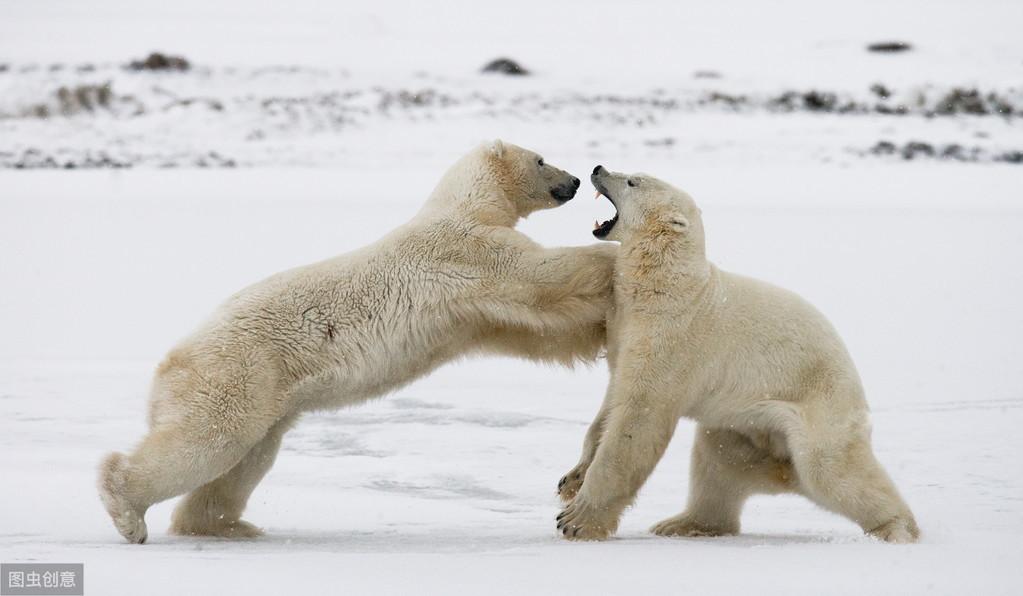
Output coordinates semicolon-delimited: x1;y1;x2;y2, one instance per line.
98;141;618;544
556;166;919;543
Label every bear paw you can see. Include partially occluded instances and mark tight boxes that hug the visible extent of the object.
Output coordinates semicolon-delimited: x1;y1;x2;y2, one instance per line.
98;452;148;544
557;464;588;503
556;498;618;541
867;516;920;544
650;513;738;538
169;517;265;539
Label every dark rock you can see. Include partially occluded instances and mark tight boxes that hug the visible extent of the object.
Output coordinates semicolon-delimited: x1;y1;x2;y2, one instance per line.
875;104;908;115
770;90;841;112
75;86;95;111
935;88;987;115
997;151;1023;164
481;58;529;76
867;41;912;53
164;96;224;112
5;149;136;169
987;92;1014;116
802;90;837;111
901;141;934;160
13;149;58;169
52;82;116;116
57;86;75;115
705;91;746;108
863;141;1023;164
869;141;897;155
768;91;797;111
940;144;967;161
870;83;891;99
196;151;237;168
96;83;113;107
129;52;190;71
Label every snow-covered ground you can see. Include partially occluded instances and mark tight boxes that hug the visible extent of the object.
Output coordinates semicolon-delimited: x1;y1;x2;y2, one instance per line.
2;1;1022;594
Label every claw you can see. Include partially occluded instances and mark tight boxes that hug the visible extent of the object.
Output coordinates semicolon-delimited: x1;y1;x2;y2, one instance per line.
594;190;601;200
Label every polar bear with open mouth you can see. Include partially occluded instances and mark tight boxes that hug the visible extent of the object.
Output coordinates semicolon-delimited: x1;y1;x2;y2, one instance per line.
556;165;919;543
98;141;617;543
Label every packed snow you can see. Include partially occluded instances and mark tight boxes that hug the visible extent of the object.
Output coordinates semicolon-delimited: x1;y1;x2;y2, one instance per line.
1;1;1022;594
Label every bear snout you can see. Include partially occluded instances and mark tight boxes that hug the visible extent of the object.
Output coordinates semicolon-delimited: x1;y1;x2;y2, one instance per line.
590;167;612;198
550;181;579;202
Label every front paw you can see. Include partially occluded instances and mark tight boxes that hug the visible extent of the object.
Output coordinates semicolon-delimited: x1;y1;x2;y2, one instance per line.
556;497;618;541
557;463;587;503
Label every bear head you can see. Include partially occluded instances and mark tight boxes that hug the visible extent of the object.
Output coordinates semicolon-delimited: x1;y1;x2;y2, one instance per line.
423;140;581;226
589;165;705;253
483;140;581;217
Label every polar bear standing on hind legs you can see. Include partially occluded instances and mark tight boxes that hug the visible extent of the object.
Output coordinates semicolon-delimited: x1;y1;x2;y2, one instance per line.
99;141;618;543
556;166;919;543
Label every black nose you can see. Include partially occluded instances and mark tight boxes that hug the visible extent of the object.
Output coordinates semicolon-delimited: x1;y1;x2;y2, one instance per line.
592;165;604;175
572;177;580;188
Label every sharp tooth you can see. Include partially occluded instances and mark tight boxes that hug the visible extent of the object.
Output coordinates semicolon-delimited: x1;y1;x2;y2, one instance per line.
594;220;600;229
594;191;601;200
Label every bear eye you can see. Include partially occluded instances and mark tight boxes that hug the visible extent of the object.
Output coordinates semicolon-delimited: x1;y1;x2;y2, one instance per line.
537;158;544;166
627;179;638;187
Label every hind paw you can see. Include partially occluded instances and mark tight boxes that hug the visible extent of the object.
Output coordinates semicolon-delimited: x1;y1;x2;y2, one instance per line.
98;453;148;544
170;517;265;539
651;513;737;538
868;516;920;544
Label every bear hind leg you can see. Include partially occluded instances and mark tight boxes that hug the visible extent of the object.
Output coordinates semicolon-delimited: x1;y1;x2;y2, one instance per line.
652;426;796;538
790;420;919;544
169;416;295;538
99;414;277;544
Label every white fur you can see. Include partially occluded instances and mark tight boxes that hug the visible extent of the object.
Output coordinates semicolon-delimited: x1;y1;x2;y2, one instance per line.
98;141;615;543
557;169;919;543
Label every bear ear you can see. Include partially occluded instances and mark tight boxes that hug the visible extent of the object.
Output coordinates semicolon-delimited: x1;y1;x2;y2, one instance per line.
667;213;690;233
488;139;506;159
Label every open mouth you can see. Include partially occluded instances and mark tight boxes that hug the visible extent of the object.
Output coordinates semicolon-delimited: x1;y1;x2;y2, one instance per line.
592;190;619;238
